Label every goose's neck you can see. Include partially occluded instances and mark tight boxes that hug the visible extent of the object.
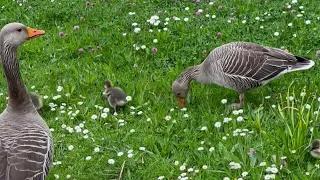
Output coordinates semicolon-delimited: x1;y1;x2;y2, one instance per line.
1;41;34;111
177;65;202;84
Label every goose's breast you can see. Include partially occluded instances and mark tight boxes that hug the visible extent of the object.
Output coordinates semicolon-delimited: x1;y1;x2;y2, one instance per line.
0;115;52;180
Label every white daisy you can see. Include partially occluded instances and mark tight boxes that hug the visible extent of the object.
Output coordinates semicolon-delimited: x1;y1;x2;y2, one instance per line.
221;99;227;104
57;86;63;92
107;159;115;164
68;145;74;151
126;96;132;101
94;147;100;152
133;27;141;33
214;122;221;128
200;126;207;131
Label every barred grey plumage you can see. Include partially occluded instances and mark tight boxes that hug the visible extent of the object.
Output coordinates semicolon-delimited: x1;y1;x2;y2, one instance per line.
0;23;52;180
172;42;315;108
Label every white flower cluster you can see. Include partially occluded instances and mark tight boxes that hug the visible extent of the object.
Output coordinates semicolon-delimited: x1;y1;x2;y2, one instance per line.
229;162;241;169
147;15;160;26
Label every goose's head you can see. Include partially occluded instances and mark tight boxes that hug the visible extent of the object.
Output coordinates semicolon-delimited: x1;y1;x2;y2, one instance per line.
171;80;189;107
0;22;45;47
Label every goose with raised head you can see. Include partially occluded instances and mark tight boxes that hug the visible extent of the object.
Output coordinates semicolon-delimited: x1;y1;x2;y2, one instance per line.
172;42;315;108
102;80;128;112
0;23;52;179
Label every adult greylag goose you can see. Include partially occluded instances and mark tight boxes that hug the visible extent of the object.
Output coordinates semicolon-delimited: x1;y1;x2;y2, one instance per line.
172;42;315;108
29;92;43;110
310;139;320;159
0;23;52;179
102;80;128;112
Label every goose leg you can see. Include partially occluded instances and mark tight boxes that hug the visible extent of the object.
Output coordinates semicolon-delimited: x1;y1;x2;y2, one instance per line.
228;93;244;109
239;93;244;106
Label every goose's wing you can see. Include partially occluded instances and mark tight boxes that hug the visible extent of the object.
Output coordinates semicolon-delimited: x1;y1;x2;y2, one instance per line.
221;42;298;82
113;88;127;100
112;88;127;105
6;126;52;180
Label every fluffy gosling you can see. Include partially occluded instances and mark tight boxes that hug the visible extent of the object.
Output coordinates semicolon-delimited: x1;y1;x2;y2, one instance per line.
102;80;127;112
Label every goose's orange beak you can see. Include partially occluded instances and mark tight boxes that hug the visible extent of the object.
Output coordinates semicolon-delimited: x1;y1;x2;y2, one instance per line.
178;98;185;107
26;27;45;39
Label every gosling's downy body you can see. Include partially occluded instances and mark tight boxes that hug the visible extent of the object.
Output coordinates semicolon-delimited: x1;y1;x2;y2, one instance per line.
29;92;43;110
310;139;320;159
103;80;128;112
172;42;315;108
0;23;52;179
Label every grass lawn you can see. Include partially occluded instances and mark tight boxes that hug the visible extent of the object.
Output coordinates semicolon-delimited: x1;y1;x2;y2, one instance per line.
1;0;320;179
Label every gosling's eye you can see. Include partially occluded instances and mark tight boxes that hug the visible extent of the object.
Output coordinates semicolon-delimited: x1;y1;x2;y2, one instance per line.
176;93;181;96
17;28;22;32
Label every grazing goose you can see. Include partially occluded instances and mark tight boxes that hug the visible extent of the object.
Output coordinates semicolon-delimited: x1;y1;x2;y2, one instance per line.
102;80;127;112
310;139;320;159
0;23;52;179
172;42;315;108
29;92;43;110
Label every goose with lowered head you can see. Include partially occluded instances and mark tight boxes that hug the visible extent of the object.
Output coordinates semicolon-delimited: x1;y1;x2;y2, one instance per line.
172;42;315;108
0;23;52;180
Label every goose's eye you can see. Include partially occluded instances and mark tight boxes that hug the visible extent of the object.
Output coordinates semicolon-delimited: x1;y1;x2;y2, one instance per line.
17;28;22;32
177;93;181;96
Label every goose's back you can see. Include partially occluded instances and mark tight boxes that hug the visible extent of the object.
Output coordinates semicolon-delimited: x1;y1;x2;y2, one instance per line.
201;42;299;92
0;111;52;180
